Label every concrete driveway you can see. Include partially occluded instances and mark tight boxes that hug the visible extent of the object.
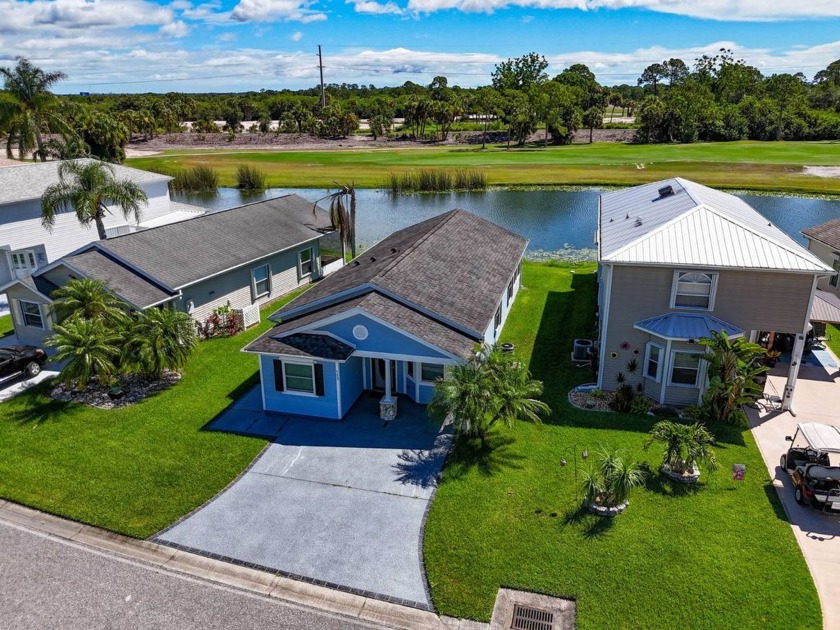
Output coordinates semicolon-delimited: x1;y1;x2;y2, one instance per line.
0;371;59;403
749;360;840;630
155;391;451;609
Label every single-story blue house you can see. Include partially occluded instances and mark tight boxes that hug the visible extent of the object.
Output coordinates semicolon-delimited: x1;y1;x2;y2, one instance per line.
243;209;527;420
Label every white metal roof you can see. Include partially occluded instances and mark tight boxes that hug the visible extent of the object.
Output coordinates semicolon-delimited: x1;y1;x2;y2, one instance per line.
0;159;171;207
799;423;840;453
599;178;833;273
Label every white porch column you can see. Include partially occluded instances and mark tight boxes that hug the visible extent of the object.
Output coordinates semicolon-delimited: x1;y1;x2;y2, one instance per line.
383;358;393;402
782;332;806;412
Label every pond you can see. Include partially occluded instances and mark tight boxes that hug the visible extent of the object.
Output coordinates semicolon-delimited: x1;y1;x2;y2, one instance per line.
173;187;840;261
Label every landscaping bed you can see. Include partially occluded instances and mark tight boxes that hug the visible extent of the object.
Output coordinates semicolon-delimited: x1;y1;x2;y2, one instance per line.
50;371;181;409
423;262;820;629
0;288;307;539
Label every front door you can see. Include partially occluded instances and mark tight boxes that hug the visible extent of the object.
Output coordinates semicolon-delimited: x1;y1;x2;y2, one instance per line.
9;250;38;279
371;359;397;392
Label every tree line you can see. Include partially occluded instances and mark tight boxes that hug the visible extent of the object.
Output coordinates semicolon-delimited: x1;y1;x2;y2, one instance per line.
3;51;840;164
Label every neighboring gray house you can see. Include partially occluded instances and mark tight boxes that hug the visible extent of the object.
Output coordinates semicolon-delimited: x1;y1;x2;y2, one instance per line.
0;159;205;287
0;194;341;349
802;217;840;323
596;178;836;412
243;210;526;421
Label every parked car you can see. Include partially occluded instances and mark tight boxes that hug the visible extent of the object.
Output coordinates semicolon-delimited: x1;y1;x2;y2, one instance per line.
0;345;47;383
791;464;840;511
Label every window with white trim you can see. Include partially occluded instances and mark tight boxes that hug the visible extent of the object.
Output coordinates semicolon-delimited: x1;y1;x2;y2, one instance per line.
672;271;716;310
407;361;415;379
421;363;444;383
251;264;271;299
507;277;514;304
644;342;663;382
284;362;315;393
298;248;313;277
670;352;702;387
9;250;36;272
494;304;502;334
831;259;840;288
19;301;44;328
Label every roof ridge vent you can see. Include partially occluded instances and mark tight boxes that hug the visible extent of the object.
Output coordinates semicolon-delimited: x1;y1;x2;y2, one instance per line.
657;184;675;198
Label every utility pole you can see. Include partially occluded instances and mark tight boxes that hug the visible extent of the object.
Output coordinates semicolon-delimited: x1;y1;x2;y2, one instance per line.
318;45;326;108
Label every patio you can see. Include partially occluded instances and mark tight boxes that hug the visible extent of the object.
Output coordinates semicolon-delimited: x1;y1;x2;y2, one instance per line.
155;390;451;609
749;349;840;630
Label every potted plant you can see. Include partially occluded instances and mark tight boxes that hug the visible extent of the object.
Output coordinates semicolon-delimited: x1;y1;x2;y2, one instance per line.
644;420;718;484
580;447;646;517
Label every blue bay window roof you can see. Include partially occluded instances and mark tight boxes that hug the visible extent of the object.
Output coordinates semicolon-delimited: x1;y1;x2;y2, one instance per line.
634;312;743;342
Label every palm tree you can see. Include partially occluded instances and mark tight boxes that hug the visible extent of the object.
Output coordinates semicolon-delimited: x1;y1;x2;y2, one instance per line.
47;317;122;390
51;277;127;324
315;183;357;260
41;160;148;240
0;56;72;161
129;308;197;380
645;420;718;477
429;345;550;446
700;330;767;425
580;447;646;509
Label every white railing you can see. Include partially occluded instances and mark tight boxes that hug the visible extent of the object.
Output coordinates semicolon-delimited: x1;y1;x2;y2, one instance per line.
322;258;345;276
104;224;132;239
235;303;261;329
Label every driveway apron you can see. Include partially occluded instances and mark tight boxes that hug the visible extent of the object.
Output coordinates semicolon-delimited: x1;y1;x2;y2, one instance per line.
155;392;450;609
749;358;840;630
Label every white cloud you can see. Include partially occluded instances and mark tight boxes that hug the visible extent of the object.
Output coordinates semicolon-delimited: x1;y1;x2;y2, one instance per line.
229;0;327;23
0;0;175;33
291;30;303;41
160;20;190;37
349;0;404;15
216;32;238;42
403;0;840;22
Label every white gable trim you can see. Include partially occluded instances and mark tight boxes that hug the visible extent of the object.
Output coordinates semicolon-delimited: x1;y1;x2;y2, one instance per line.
0;278;53;303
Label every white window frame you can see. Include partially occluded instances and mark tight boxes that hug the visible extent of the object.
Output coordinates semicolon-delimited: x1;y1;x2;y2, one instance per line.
667;350;705;388
644;342;664;383
494;304;502;334
420;362;444;384
282;360;317;396
670;270;718;311
831;258;840;288
9;249;37;274
507;277;514;305
19;300;44;329
298;247;314;279
251;263;271;300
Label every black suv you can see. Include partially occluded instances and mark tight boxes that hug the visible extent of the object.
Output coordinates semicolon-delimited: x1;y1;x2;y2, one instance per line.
0;345;47;383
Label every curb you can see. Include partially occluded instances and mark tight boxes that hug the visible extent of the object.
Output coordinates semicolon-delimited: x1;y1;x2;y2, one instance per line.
0;500;485;630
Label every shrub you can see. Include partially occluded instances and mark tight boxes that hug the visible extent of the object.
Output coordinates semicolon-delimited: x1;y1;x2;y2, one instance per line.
700;330;767;425
610;383;635;412
200;302;242;339
630;395;653;415
236;164;267;191
580;447;646;508
169;165;219;194
387;168;486;193
644;420;719;476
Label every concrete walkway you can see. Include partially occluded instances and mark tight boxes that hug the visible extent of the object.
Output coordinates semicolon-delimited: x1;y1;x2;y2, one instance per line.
748;357;840;630
0;371;59;403
156;391;451;609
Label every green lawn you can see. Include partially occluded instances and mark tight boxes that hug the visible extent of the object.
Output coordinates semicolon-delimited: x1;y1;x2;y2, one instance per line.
826;324;840;359
126;140;840;195
0;290;306;538
423;262;820;629
0;314;12;338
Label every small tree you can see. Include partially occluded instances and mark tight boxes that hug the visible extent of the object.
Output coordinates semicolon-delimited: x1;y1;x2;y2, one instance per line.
129;308;197;380
51;277;127;324
580;447;646;509
48;317;122;390
645;420;718;476
700;330;767;425
428;345;550;446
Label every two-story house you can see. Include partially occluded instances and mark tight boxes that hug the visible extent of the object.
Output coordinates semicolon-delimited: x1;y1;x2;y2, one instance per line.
596;178;835;412
801;217;840;326
0;159;205;287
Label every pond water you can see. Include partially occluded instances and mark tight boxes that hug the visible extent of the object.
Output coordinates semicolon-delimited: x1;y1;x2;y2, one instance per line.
173;187;840;261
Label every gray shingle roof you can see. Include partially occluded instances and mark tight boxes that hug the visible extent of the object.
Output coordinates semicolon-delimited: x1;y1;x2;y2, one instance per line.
95;194;333;289
63;250;176;309
0;159;170;207
246;333;355;360
272;209;527;336
803;217;840;251
245;291;478;360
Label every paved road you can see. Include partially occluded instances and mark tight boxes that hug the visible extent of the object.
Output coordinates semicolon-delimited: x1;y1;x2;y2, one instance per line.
0;519;384;630
159;390;450;608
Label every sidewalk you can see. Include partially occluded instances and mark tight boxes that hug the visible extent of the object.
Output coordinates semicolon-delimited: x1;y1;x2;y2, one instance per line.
748;357;840;630
0;500;485;630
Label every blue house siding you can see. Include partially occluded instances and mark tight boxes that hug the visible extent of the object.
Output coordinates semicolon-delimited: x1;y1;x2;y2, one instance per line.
339;356;364;417
417;383;436;404
317;314;451;360
260;355;341;420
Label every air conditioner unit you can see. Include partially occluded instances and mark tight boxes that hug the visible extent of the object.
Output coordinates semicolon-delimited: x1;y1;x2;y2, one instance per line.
234;303;261;329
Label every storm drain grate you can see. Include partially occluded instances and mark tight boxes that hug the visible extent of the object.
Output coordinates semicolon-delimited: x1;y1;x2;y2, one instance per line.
511;604;554;630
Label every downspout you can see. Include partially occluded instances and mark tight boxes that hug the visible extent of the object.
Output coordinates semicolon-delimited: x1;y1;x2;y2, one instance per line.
782;274;819;413
597;262;613;389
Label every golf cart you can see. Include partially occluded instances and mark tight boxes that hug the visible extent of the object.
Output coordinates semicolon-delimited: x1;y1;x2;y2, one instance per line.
781;423;840;512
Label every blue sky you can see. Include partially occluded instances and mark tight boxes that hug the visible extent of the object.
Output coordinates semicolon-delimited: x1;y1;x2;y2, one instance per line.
2;1;840;93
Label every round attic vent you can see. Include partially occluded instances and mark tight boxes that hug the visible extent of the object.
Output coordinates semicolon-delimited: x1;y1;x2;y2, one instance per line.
353;324;369;340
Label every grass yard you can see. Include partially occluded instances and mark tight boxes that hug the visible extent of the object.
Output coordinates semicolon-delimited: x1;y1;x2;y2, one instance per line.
0;314;12;338
127;140;840;195
0;290;306;538
826;324;840;359
423;262;820;629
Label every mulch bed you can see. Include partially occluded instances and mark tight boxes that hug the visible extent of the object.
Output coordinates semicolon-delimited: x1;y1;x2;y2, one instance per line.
50;371;181;409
